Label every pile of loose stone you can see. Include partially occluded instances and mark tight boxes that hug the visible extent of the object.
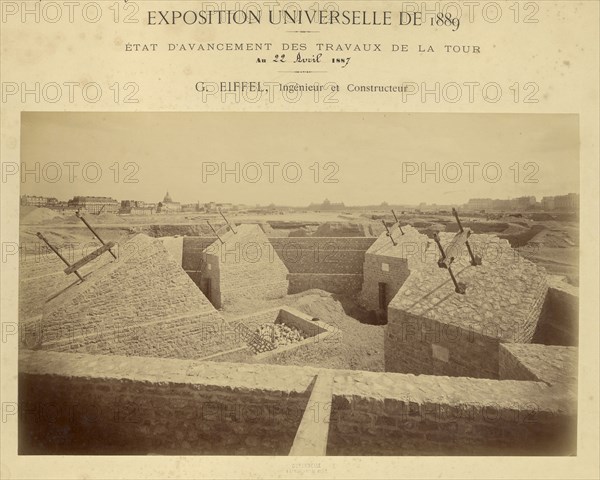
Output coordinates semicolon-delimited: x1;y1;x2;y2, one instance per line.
251;323;307;353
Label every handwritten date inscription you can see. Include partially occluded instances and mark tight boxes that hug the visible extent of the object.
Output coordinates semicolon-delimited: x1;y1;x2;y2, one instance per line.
264;53;351;68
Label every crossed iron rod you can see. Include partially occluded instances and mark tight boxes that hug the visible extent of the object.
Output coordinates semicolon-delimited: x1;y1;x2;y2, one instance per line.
382;209;405;246
433;208;482;295
36;211;116;282
207;209;238;245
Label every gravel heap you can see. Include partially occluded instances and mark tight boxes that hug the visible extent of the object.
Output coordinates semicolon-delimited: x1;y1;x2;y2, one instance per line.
251;323;306;353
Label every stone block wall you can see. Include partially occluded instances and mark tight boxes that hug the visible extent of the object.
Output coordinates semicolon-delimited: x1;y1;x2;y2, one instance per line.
358;226;431;313
36;234;237;359
182;237;216;271
268;237;375;274
518;279;549;343
159;236;184;265
498;344;538;382
534;279;579;346
384;233;549;379
200;226;289;309
19;247;114;323
184;237;373;274
268;239;371;274
182;236;374;297
19;350;577;456
327;370;576;455
385;309;502;379
266;237;373;295
499;343;577;387
360;255;411;312
199;250;222;307
34;311;235;360
19;352;314;455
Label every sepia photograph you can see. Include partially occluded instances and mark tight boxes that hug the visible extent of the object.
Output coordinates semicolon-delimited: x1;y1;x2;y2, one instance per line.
16;112;579;456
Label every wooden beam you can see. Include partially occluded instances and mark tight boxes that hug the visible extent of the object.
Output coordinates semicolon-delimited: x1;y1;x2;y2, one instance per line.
63;242;116;275
76;211;117;259
438;229;470;268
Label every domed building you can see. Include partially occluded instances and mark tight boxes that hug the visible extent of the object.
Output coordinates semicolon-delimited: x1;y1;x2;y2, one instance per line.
158;191;182;213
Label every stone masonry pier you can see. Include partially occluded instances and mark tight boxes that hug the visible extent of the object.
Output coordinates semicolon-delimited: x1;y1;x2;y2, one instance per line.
386;233;548;379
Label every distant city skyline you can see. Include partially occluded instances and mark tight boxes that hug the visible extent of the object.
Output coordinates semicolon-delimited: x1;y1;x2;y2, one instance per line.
20;112;579;206
20;192;579;210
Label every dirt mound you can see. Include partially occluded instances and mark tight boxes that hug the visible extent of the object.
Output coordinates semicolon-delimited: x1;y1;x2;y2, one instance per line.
269;221;318;229
60;214;82;224
91;213;125;224
272;290;385;371
446;221;509;234
290;289;348;320
529;213;555;221
313;222;368;237
500;223;529;236
499;224;545;248
219;288;384;371
46;212;126;225
258;222;275;235
528;229;577;248
20;207;63;224
288;228;310;237
413;222;447;237
130;224;212;237
369;222;386;236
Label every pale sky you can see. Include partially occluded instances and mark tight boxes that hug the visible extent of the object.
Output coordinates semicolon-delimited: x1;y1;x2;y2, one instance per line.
20;112;579;206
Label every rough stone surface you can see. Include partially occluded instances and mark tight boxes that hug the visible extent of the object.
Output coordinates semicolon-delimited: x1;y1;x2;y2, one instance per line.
359;225;430;312
328;369;576;455
385;310;502;379
390;234;547;339
500;343;577;388
534;277;579;346
200;225;289;308
19;350;317;454
19;350;576;455
159;236;184;265
184;237;374;296
36;234;237;359
386;233;548;378
227;307;331;358
19;246;114;323
182;236;217;271
268;237;374;274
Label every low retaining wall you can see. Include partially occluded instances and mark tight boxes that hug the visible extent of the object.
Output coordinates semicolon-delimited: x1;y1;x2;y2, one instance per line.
328;370;576;455
19;349;576;456
19;351;314;455
226;307;334;361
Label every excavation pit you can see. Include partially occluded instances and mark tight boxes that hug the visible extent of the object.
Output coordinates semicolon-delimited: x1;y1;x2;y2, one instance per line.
230;306;335;360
